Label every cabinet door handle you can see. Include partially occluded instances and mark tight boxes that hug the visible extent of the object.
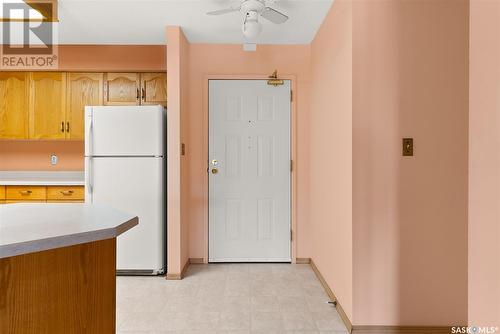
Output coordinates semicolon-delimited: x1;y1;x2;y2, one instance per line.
136;88;140;100
19;190;32;195
61;122;64;133
142;87;146;101
66;122;70;133
60;190;74;196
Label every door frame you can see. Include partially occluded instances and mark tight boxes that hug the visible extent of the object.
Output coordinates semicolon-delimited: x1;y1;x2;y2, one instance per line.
202;74;298;264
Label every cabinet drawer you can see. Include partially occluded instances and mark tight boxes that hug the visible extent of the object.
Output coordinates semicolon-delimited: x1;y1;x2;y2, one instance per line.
0;186;5;199
6;186;46;200
47;186;84;200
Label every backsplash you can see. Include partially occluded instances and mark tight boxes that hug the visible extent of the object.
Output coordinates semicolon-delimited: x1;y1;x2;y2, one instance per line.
0;141;84;171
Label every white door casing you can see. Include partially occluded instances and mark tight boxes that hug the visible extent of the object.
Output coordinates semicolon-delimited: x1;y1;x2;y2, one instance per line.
208;80;291;262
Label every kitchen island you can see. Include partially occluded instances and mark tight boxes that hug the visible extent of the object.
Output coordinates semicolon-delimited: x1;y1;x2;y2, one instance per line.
0;203;138;334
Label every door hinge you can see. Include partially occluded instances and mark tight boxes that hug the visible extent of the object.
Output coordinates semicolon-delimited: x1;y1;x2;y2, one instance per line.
290;159;293;172
290;90;293;102
291;230;293;241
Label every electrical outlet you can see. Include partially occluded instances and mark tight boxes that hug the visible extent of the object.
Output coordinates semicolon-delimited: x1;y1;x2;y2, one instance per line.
50;154;58;165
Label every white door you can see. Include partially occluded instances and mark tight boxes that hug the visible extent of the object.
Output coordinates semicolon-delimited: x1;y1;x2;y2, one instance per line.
85;156;165;273
209;80;291;262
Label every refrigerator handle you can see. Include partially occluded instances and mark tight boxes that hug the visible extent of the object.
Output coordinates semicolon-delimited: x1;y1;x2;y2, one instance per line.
87;116;94;196
89;117;94;157
87;158;93;196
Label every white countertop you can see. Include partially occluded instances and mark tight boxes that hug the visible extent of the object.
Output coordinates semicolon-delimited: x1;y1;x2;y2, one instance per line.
0;171;85;186
0;203;138;259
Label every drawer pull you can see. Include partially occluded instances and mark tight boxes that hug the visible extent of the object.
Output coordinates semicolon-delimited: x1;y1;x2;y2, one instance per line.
60;190;74;196
19;190;32;195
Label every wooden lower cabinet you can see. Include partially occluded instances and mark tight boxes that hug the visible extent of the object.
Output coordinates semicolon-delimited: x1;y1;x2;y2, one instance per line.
4;185;84;203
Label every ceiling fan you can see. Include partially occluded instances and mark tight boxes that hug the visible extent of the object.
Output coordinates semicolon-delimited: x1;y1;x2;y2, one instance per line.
207;0;289;40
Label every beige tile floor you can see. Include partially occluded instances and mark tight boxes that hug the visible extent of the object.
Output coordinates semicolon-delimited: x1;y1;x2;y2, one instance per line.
117;263;349;334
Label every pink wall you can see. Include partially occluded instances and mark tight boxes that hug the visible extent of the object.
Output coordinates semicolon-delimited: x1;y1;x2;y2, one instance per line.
0;45;167;172
0;141;83;170
166;27;189;276
180;29;190;273
58;45;166;71
309;0;353;320
352;0;469;326
184;44;312;260
469;0;500;327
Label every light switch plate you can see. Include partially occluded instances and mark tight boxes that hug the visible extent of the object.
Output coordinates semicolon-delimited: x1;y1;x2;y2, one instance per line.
402;138;413;156
50;154;58;165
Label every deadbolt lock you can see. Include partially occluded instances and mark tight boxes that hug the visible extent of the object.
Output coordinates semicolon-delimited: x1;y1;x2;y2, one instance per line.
211;168;219;174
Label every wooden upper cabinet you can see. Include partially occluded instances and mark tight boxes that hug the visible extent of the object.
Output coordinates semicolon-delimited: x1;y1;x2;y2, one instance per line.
0;71;166;141
0;72;29;139
104;73;139;106
29;72;66;140
67;73;103;140
140;73;167;106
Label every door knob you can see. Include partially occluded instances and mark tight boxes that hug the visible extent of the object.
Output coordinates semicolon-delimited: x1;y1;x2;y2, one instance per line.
211;168;219;174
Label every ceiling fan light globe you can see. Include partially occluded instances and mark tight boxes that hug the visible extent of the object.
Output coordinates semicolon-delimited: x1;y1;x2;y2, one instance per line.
243;20;262;39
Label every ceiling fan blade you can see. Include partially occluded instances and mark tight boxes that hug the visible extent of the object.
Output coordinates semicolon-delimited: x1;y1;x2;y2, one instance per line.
260;7;289;24
206;7;241;15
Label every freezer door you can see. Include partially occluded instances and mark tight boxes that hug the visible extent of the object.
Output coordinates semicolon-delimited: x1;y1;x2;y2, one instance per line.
85;156;165;272
85;105;164;157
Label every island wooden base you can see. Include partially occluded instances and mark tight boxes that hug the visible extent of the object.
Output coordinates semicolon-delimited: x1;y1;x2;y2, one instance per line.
0;238;116;334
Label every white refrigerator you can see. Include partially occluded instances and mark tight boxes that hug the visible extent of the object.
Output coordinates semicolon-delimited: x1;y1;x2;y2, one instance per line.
85;105;165;275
